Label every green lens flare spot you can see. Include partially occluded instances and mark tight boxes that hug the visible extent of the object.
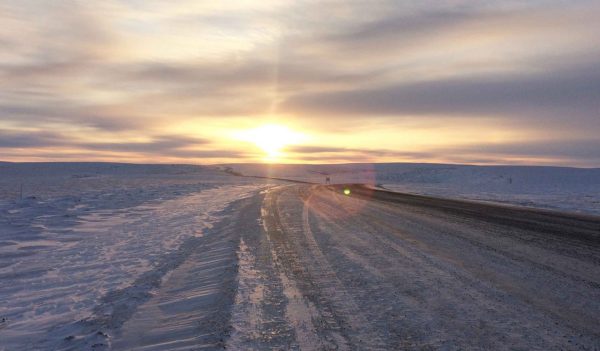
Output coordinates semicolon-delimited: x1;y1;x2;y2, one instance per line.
343;188;351;195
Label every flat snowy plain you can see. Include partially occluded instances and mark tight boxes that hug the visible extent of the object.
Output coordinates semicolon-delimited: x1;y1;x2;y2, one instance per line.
1;162;599;350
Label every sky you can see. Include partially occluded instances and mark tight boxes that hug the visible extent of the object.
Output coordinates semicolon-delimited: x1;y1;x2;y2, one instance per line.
1;1;599;166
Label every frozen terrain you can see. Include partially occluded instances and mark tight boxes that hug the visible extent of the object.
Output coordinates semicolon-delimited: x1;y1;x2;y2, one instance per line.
222;163;600;215
0;163;273;350
1;162;599;350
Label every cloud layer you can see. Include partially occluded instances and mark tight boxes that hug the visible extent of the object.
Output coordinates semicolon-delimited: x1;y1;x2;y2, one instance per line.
1;1;599;166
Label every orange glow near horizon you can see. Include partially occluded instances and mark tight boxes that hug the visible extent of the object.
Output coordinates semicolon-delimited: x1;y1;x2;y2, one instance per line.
1;2;599;167
233;124;307;162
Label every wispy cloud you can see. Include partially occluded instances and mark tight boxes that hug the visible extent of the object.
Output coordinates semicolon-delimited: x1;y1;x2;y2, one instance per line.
284;62;600;123
0;1;599;165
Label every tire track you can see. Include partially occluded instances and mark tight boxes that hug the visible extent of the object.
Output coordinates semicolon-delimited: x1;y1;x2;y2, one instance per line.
265;186;387;350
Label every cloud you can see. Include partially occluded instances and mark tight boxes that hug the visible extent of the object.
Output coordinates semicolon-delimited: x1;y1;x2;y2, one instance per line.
446;139;600;159
164;149;250;159
286;145;438;161
0;129;235;158
322;9;480;52
0;130;64;148
0;130;251;163
1;1;600;166
286;146;358;154
286;139;600;166
284;62;600;124
79;135;210;153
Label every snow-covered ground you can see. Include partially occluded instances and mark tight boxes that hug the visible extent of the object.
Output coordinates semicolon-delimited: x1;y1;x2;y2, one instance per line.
1;162;598;350
0;163;270;350
222;163;600;215
0;163;600;351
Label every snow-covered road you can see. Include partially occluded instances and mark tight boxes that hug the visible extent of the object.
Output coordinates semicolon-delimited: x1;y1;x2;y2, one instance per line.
228;184;600;350
2;182;599;350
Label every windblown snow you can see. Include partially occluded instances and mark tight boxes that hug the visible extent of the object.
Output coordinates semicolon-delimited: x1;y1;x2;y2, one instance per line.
0;163;271;350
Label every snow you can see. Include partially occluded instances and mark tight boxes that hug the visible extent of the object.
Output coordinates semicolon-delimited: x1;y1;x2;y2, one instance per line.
223;163;600;215
0;163;269;350
1;161;598;350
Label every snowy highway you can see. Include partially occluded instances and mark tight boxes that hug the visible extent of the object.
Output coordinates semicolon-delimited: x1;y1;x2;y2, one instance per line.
229;184;600;350
2;179;600;350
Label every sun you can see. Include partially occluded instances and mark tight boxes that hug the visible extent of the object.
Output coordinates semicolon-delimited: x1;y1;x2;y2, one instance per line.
235;124;305;160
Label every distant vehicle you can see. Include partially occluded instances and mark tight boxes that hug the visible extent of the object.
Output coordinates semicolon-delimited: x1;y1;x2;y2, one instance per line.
325;176;331;184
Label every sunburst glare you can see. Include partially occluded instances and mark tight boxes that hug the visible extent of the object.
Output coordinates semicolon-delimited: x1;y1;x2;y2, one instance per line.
234;124;306;160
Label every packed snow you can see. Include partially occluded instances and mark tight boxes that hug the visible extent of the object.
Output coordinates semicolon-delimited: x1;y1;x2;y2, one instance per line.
0;163;271;350
222;163;600;215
